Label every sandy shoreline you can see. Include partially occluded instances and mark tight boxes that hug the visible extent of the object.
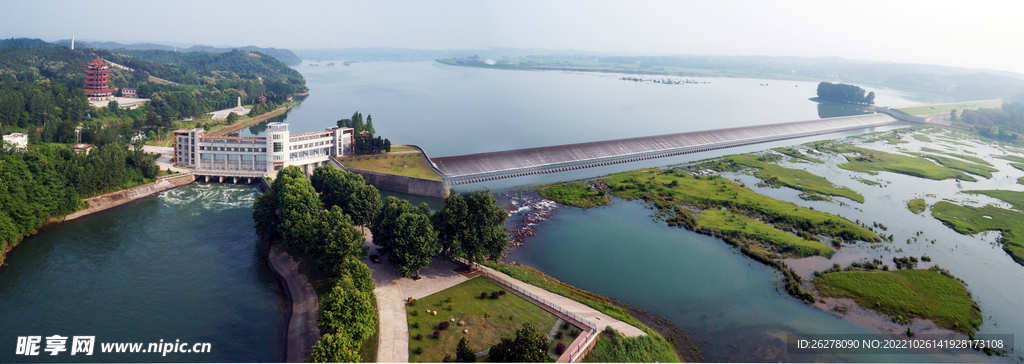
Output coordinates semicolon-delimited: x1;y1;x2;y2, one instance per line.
267;245;321;362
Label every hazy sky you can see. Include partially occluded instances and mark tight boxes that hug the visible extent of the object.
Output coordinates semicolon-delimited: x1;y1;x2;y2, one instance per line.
3;0;1023;73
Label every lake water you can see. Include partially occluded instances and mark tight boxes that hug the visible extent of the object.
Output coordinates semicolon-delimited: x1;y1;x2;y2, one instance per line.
0;184;286;362
240;61;926;157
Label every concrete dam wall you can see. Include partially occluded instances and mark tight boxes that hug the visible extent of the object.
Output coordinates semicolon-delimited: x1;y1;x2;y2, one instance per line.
432;113;900;185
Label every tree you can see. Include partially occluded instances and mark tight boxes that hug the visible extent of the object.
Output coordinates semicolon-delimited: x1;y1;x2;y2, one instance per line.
455;337;476;362
865;91;875;105
225;111;239;124
372;196;439;277
950;109;958;121
318;284;378;343
309;333;360;363
107;100;120;115
306;206;367;274
310;166;381;231
433;190;509;265
488;323;548;363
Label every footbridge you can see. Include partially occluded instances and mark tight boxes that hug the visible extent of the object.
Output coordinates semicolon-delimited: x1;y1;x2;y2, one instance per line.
432;113;902;185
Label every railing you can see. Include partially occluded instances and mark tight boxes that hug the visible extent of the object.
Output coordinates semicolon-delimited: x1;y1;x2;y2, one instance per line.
459;259;598;363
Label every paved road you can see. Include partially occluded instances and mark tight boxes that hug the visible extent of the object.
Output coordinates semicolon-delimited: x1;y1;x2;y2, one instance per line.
141;145;188;173
365;232;410;363
268;247;321;362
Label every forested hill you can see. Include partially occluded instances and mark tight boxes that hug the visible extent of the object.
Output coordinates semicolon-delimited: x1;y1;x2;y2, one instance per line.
0;38;304;91
55;40;302;66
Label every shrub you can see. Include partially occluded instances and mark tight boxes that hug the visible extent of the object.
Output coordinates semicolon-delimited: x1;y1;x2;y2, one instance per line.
480;292;488;299
561;322;569;330
499;290;506;296
555;342;567;355
411;310;418;316
555;331;564;339
415;347;424;355
445;297;452;303
412;322;419;329
415;333;423;340
439;321;450;330
570;330;579;336
433;330;441;338
491;291;500;299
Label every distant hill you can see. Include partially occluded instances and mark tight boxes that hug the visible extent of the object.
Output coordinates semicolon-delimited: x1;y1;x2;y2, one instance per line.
54;39;302;66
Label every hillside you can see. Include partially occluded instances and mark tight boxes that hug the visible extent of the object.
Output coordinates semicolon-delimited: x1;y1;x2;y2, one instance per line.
56;39;302;66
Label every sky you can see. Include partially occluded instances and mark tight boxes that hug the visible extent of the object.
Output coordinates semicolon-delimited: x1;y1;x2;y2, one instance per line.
3;0;1023;74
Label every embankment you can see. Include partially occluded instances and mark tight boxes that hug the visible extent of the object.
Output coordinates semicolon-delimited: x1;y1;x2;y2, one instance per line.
63;174;195;221
267;245;321;363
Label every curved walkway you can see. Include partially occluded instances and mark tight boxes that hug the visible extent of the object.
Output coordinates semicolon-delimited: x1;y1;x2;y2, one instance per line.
268;246;321;362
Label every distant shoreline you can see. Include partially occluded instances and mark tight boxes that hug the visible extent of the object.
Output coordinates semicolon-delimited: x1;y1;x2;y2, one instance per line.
435;58;823;82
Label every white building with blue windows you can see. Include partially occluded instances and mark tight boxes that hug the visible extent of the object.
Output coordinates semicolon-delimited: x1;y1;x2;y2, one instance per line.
173;122;354;177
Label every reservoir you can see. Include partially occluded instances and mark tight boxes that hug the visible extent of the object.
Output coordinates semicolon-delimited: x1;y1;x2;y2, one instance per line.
2;60;1007;363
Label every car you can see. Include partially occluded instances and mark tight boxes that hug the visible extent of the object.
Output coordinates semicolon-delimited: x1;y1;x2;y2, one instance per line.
370;254;381;264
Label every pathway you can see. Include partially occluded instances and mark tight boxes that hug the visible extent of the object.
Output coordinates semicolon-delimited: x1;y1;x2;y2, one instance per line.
142;145;188;173
267;246;321;362
478;265;647;337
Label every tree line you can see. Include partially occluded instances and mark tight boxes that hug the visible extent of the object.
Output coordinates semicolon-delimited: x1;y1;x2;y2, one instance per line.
252;165;510;361
0;142;159;265
958;102;1024;141
337;111;392;154
816;82;875;105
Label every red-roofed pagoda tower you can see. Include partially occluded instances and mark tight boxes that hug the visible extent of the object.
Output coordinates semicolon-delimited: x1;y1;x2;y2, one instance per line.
84;57;113;100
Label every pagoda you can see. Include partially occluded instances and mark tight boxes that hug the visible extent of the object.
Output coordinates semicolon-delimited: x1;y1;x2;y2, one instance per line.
84;57;113;100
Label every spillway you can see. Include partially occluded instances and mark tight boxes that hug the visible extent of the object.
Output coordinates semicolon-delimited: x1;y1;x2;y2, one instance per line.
431;113;900;185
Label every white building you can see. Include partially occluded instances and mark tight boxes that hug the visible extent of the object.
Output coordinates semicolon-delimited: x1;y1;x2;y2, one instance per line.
173;122;354;176
2;133;28;150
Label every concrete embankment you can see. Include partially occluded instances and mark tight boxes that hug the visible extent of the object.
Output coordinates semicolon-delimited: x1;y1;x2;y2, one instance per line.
267;246;321;363
63;174;195;221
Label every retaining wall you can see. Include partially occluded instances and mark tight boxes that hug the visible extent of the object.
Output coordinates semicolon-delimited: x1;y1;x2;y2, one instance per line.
344;167;450;199
64;174;195;221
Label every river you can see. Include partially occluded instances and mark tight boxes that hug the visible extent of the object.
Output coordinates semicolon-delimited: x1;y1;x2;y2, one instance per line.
0;184;286;362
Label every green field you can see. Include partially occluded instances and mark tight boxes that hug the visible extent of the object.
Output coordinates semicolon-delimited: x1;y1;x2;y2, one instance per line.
406;277;559;362
931;201;1024;266
537;182;611;209
339;152;442;181
604;169;879;252
1010;163;1024;173
826;145;977;182
725;154;865;203
897;100;1003;116
913;134;933;143
697;208;834;257
813;269;982;335
907;198;927;214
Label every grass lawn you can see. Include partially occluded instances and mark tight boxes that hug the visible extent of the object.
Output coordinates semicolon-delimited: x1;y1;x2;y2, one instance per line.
480;262;682;362
697;208;834;258
340;152;442;181
897;100;1003;116
389;146;419;153
548;321;583;357
907;198;927;214
813;269;982;335
604;169;878;250
726;154;864;203
406;277;559;362
931;201;1024;266
829;146;977;182
537;182;611;209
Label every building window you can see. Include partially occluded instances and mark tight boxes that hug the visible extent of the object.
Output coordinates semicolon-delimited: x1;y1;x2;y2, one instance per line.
273;142;283;153
273;134;282;140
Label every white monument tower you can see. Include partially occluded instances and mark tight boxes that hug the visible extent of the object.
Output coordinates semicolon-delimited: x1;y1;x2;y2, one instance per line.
233;97;245;112
71;36;75;50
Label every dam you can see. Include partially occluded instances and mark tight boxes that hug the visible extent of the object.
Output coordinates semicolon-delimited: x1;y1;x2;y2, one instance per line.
431;113;903;185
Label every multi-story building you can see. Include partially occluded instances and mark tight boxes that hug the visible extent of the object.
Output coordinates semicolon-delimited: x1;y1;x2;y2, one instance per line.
173;122;354;176
2;132;28;150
